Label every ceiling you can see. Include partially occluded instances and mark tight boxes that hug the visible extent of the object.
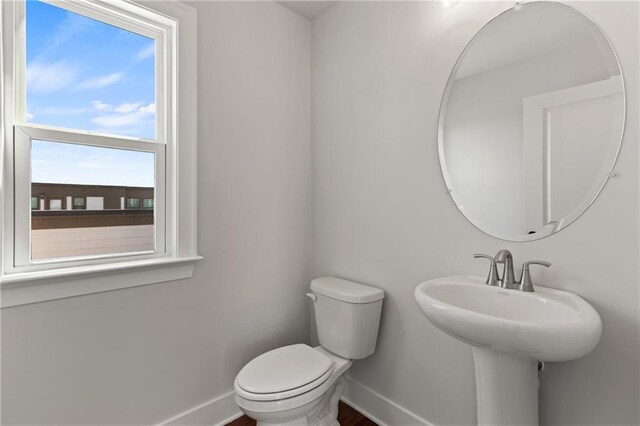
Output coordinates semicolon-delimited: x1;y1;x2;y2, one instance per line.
277;1;337;20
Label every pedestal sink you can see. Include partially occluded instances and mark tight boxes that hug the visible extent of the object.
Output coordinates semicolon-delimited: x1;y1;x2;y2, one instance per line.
415;275;602;425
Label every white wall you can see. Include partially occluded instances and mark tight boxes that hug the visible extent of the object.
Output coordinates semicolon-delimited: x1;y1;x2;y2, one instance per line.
1;2;311;424
3;2;638;425
312;1;639;425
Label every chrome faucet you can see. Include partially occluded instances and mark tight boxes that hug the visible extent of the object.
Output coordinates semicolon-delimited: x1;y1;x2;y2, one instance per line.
473;254;500;286
519;260;551;292
495;249;518;289
474;250;552;292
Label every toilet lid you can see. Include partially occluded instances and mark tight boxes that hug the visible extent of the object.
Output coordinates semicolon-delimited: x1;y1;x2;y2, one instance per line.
236;344;333;395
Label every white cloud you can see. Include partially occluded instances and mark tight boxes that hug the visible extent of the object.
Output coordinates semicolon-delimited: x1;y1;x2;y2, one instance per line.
26;111;35;121
75;72;124;91
114;102;141;114
91;102;156;129
138;103;156;114
91;100;112;111
136;43;155;61
91;102;156;136
26;61;80;94
43;14;97;59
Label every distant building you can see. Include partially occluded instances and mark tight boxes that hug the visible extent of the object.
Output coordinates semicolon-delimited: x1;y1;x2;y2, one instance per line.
31;183;154;231
31;182;154;211
30;183;156;260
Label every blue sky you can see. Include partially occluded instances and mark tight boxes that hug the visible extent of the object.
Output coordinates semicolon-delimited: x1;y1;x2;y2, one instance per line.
32;140;155;187
27;0;155;187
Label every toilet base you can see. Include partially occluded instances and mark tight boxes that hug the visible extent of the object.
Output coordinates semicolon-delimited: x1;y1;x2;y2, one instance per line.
252;377;345;426
307;376;344;426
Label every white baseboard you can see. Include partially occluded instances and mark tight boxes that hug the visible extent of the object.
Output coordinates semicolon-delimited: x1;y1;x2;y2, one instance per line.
156;377;433;426
342;376;435;426
156;390;242;426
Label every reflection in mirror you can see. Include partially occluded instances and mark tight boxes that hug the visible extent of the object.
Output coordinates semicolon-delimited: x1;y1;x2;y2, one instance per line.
439;2;624;241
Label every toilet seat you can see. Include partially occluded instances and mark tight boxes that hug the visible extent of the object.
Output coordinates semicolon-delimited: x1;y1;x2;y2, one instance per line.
235;344;333;401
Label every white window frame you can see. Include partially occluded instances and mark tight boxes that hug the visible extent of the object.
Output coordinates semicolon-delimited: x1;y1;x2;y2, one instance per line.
0;0;200;307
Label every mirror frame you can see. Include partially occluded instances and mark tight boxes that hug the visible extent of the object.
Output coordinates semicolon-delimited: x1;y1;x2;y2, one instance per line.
437;0;626;242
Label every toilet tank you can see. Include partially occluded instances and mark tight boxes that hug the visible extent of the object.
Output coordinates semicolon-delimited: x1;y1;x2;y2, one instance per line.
310;277;384;360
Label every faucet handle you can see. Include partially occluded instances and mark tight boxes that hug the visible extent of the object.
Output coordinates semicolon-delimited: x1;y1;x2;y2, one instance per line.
523;260;551;268
519;260;551;292
474;254;500;286
473;253;493;261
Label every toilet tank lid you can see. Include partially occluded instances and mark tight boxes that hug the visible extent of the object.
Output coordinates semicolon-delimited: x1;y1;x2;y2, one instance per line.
310;276;385;304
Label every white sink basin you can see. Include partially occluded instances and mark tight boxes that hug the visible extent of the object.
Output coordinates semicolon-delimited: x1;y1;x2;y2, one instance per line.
415;275;602;425
414;275;602;361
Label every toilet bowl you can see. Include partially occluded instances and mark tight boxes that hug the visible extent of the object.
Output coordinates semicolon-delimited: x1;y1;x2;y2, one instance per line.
233;277;385;426
234;345;352;426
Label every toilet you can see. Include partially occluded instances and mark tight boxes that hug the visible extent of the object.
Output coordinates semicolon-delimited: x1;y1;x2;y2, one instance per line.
234;276;385;426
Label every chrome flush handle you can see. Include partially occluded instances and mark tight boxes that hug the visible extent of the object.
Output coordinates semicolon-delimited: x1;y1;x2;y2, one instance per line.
474;254;500;287
519;260;551;292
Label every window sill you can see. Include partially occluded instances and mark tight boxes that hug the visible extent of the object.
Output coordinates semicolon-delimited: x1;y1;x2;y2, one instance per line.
0;255;203;308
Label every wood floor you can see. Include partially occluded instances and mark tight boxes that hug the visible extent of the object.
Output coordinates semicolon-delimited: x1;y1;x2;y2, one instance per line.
226;401;377;426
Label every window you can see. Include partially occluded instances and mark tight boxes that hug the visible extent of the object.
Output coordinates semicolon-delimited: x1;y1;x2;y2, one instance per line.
86;196;104;210
126;198;141;209
48;199;62;210
12;0;165;266
2;0;199;307
73;197;86;210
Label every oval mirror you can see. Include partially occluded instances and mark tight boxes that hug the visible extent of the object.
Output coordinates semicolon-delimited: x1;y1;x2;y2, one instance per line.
439;1;624;241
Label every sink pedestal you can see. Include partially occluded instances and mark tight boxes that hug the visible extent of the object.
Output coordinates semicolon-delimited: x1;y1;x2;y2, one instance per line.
472;347;539;425
415;276;603;426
